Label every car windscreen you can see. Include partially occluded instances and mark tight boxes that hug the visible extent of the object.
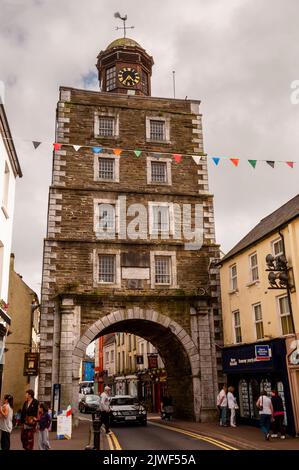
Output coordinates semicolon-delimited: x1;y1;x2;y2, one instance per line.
85;395;99;403
110;398;139;406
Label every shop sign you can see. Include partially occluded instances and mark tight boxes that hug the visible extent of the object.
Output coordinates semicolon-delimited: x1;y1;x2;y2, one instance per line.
148;354;158;369
255;345;271;361
136;355;144;365
23;352;39;376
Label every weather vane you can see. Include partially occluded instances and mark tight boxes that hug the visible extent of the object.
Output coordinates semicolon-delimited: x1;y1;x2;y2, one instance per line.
114;12;134;38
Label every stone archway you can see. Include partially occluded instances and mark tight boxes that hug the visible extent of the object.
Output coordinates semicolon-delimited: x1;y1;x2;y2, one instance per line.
71;308;202;421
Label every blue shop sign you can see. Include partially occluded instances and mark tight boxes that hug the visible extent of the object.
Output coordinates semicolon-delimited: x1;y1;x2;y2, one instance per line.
255;344;271;361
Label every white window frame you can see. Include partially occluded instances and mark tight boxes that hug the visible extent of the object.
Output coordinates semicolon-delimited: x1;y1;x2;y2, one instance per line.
146;116;170;143
94;111;119;138
94;153;120;182
252;303;264;340
146;156;172;185
93;248;121;288
277;294;294;336
272;238;284;258
148;202;174;236
232;310;242;344
229;264;238;291
93;198;120;238
249;252;259;282
150;250;178;289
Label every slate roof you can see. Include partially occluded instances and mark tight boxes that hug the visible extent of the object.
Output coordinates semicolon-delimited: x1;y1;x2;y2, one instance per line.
221;194;299;263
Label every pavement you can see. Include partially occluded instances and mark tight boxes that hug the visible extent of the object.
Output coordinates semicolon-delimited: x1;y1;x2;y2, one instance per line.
8;413;299;450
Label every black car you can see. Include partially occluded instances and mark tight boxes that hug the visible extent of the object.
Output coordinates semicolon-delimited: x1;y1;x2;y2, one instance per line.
79;394;100;414
110;395;147;425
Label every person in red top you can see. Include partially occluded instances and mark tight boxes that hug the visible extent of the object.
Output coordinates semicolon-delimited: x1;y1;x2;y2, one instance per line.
271;389;286;439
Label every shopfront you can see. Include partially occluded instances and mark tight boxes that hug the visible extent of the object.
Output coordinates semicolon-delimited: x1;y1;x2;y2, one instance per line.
222;338;295;434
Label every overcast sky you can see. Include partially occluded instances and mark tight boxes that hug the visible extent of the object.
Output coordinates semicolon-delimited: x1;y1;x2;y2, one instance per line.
1;0;299;294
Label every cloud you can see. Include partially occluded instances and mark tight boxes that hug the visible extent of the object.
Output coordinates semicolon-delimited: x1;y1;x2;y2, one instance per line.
1;0;298;293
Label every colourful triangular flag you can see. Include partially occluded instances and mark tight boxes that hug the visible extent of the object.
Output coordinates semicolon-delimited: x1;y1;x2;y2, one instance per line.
192;155;202;165
53;143;62;151
92;146;102;153
32;141;41;149
66;405;72;417
266;161;275;168
113;148;122;156
173;154;182;163
230;158;240;167
286;161;294;168
134;150;142;157
73;145;81;152
248;160;257;169
212;157;220;166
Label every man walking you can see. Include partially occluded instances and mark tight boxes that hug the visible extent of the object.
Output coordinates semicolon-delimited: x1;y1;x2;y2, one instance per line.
20;390;39;450
100;386;112;434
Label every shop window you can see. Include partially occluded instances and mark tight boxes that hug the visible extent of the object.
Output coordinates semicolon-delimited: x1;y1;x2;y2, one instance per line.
260;378;271;395
276;381;288;426
249;379;260;419
238;379;250;418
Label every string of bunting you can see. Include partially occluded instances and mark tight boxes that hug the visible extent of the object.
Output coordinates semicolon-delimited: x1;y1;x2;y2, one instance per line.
1;134;297;168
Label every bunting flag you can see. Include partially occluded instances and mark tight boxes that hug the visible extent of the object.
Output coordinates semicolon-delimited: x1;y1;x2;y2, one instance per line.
53;143;62;151
212;157;220;166
134;150;142;157
266;161;275;168
286;161;294;168
92;146;102;153
192;155;202;165
230;158;240;167
32;141;41;149
113;148;122;156
173;153;182;163
73;145;81;152
248;160;257;169
66;405;72;417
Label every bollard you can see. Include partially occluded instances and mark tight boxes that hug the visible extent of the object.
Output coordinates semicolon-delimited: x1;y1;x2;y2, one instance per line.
93;411;102;450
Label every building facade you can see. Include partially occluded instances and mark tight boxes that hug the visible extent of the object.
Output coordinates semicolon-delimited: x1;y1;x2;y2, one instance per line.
0;104;22;395
39;36;221;422
2;254;40;411
219;194;299;434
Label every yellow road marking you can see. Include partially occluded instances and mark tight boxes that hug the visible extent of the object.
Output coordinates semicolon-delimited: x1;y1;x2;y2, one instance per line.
106;433;114;450
149;421;238;451
106;431;122;450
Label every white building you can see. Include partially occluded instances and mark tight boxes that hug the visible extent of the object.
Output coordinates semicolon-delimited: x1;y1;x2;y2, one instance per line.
0;104;22;303
0;103;22;392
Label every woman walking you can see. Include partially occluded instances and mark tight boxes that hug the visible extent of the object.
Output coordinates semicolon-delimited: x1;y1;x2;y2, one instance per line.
0;394;14;450
20;389;39;450
227;386;238;427
37;403;51;450
256;391;273;440
271;390;286;439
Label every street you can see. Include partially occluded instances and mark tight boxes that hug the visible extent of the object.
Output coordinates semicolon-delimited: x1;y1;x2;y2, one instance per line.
107;420;236;451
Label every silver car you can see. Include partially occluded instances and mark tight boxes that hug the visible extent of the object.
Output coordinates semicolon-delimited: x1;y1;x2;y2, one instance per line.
110;395;147;426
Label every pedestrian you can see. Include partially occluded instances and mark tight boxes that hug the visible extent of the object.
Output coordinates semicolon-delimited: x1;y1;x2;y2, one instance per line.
216;385;228;426
270;389;286;439
0;394;14;450
227;386;238;427
37;403;51;450
256;390;273;440
100;386;112;434
20;389;39;450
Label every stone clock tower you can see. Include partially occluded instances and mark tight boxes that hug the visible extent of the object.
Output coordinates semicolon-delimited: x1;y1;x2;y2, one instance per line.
96;37;154;96
38;32;222;423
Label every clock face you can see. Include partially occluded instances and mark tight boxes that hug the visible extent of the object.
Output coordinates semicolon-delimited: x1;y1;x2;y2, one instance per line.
118;67;140;87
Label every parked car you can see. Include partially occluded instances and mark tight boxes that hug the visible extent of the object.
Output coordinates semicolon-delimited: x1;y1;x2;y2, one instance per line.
110;395;147;425
79;394;100;413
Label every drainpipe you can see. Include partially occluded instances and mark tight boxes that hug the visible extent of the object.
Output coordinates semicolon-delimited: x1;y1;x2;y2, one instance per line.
278;229;295;334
